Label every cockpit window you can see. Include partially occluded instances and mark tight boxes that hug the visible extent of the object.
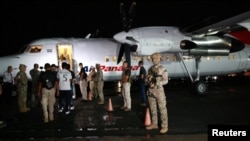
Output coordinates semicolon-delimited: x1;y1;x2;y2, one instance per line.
29;45;42;53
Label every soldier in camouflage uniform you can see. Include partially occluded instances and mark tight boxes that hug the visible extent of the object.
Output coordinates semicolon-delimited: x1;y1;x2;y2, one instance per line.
146;52;169;134
29;63;40;108
88;66;96;99
94;64;104;104
15;64;30;113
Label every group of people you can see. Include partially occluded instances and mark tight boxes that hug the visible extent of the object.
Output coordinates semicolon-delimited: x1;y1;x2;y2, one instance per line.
120;52;169;134
35;61;105;123
0;52;169;134
0;60;105;124
77;63;104;104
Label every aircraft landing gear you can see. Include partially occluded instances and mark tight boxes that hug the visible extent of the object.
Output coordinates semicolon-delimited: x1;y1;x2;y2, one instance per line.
192;80;208;95
178;53;208;95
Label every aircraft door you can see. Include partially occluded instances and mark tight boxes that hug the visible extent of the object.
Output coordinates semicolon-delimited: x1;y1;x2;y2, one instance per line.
57;44;73;70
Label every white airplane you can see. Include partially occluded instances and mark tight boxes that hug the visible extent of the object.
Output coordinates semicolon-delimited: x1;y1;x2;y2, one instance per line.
0;36;249;95
112;2;250;94
0;4;249;95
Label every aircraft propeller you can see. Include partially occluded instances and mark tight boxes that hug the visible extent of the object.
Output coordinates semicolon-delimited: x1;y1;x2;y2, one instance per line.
116;2;136;67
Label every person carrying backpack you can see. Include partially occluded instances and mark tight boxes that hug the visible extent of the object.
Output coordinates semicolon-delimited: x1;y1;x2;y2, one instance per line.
37;63;58;123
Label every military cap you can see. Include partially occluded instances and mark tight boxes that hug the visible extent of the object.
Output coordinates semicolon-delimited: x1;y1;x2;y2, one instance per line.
19;64;26;69
96;63;101;69
151;52;162;59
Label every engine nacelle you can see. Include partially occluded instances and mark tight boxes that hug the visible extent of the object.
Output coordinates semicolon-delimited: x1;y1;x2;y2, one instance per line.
189;47;230;56
180;35;245;56
180;40;197;49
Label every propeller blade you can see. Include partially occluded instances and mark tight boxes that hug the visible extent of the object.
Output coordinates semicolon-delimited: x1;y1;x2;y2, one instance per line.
117;44;125;64
116;43;132;67
120;3;128;32
128;2;136;30
120;2;136;32
116;2;136;66
124;43;131;67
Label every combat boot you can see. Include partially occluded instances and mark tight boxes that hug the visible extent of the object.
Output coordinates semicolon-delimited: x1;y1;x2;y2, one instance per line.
160;127;168;134
19;107;27;113
24;106;30;111
124;108;131;111
49;116;54;122
44;118;49;123
146;124;158;130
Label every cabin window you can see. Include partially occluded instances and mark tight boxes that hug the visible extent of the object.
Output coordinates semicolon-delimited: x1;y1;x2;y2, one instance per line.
112;56;117;62
228;55;237;60
105;56;109;62
29;45;42;53
160;55;163;61
133;55;138;61
166;56;170;61
147;56;151;61
216;56;221;60
173;55;177;61
141;56;144;61
233;55;237;59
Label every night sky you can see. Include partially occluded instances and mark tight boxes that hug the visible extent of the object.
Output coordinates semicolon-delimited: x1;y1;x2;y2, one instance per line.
1;0;249;56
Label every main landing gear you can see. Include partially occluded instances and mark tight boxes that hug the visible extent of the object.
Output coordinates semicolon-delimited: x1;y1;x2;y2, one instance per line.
178;53;208;95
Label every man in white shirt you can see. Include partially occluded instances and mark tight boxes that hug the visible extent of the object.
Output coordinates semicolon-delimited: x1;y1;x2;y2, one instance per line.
3;66;14;102
56;62;72;115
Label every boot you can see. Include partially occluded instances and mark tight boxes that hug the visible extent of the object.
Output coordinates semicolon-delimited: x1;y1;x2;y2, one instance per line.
160;127;168;134
44;118;49;123
19;106;27;113
49;117;54;122
24;106;30;111
146;124;158;130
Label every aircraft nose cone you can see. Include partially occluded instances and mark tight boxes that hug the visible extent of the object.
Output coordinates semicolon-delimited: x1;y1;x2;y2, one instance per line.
113;31;128;44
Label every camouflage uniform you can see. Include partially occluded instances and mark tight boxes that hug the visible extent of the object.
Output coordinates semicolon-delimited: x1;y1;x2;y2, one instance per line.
88;67;96;99
29;64;40;108
15;64;29;113
94;64;104;104
146;53;169;134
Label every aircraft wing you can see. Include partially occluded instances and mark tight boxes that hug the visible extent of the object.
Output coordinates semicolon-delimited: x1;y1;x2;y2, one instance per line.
180;11;250;37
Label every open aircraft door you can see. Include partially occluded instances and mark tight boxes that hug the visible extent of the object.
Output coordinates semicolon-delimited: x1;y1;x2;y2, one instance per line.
57;44;73;70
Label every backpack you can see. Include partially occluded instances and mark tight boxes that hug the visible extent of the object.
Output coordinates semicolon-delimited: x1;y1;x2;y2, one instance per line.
41;71;54;89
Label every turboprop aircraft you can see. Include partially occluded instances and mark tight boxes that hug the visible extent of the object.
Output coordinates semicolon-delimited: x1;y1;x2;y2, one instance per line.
0;36;249;95
0;3;249;95
112;2;250;94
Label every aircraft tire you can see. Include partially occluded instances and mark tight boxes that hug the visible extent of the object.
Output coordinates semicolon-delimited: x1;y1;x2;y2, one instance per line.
193;80;208;95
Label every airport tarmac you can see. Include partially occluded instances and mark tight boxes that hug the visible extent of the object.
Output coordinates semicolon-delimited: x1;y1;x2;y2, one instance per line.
0;77;249;141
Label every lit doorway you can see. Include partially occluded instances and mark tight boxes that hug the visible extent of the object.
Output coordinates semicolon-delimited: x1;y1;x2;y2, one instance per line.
57;44;73;70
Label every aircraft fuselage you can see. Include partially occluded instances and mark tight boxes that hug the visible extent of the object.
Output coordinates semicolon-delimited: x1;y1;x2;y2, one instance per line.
0;38;249;82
